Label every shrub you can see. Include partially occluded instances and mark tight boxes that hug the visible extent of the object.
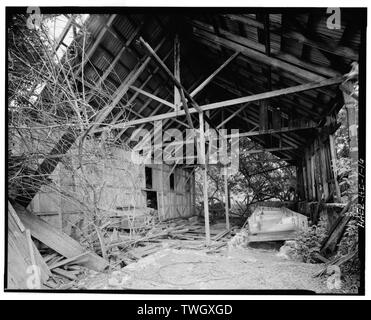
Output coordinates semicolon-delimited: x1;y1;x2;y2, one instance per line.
294;218;328;263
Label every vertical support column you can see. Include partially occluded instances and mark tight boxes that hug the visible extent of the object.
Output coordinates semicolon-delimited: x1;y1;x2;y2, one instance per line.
296;165;304;201
346;101;358;192
161;163;165;221
310;153;316;200
259;100;268;130
305;149;312;201
319;140;329;200
329;134;341;201
174;35;181;112
222;109;230;230
57;166;63;231
224;174;230;230
192;170;196;216
199;112;210;245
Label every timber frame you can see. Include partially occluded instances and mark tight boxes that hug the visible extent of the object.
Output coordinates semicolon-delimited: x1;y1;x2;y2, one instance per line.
23;9;363;245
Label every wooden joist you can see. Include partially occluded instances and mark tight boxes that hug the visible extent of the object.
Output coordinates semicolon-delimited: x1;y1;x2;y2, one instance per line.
90;36;167;133
129;85;176;109
139;37;216;131
110;48;173;126
76;14;117;76
103;76;343;130
216;104;246;129
227;125;317;138
87;21;145;100
200;77;343;111
191;22;328;82
190;51;240;98
174;34;181;110
223;14;358;62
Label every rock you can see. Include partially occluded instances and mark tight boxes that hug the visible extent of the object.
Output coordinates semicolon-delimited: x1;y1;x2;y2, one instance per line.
276;240;298;260
227;229;249;250
107;271;130;288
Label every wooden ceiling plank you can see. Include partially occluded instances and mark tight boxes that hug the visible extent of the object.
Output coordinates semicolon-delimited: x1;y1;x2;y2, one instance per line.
90;36;167;133
190;20;333;81
223;14;358;61
77;14;117;76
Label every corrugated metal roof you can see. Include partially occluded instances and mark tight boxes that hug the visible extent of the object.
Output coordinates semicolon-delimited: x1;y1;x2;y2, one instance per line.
76;10;362;163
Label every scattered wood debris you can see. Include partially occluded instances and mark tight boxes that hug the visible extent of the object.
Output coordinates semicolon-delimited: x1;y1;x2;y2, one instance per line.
15;203;108;272
107;217;237;269
7;202;51;289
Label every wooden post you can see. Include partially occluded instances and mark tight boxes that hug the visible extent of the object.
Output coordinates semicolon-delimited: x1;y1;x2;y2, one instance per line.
259;100;268;130
161;164;165;221
346;102;358;189
310;153;316;200
302;164;308;201
221;110;230;230
199;112;211;245
329;134;341;201
57;167;63;231
174;35;181;111
192;170;196;216
224;173;230;230
319;140;329;200
305;149;312;201
296;165;305;201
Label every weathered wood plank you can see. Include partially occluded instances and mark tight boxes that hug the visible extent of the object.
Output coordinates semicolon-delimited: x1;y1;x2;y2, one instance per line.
7;203;51;289
15;205;108;272
190;51;240;98
191;22;327;82
104;77;343;129
129;85;176;109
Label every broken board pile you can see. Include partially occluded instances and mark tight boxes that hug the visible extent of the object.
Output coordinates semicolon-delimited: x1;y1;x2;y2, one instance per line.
7;202;108;290
107;217;236;268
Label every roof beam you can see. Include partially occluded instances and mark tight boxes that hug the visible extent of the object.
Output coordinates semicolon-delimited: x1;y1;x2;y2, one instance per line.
223;14;358;61
198;76;343;110
89;37;166;133
174;34;181;110
216;104;246;129
87;21;145;100
98;76;343;130
77;14;117;76
191;21;332;82
190;51;240;98
129;85;176;109
245;146;296;155
110;48;173;125
139;37;215;131
227;125;317;138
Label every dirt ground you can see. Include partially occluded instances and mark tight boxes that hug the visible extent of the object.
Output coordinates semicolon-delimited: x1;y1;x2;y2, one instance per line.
76;245;332;293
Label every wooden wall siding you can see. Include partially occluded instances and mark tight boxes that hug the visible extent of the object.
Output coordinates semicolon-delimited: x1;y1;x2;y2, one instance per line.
299;132;340;205
148;164;194;221
28;147;195;236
